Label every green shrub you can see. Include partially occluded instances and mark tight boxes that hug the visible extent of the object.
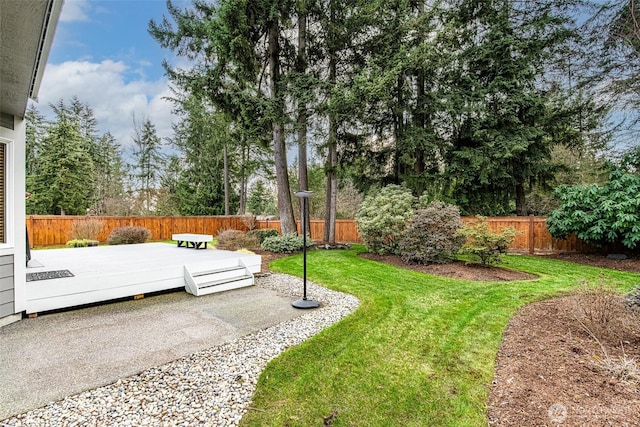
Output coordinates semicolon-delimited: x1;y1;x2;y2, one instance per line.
547;168;640;249
216;229;259;251
261;233;311;253
66;239;98;247
107;226;151;245
247;228;280;244
399;201;465;264
355;184;415;254
457;216;517;266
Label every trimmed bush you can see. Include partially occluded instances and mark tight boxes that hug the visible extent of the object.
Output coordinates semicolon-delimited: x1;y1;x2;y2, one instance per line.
355;184;415;254
216;229;259;251
261;233;311;253
399;201;465;264
107;226;151;245
247;228;280;244
457;216;517;266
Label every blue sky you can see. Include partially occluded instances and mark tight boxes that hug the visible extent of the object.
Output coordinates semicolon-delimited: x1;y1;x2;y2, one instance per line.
36;0;190;151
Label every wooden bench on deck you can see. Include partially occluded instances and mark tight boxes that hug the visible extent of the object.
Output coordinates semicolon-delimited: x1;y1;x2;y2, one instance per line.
172;233;214;250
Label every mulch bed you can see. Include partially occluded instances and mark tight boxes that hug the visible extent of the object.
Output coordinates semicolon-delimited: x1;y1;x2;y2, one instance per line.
359;252;537;281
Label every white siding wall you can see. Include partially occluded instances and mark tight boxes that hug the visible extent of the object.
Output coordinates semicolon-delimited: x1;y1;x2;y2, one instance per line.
0;116;26;319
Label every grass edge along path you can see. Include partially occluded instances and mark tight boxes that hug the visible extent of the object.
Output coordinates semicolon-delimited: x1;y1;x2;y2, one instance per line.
240;246;639;427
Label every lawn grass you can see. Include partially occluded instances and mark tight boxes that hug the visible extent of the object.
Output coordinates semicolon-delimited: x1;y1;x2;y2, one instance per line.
241;246;640;427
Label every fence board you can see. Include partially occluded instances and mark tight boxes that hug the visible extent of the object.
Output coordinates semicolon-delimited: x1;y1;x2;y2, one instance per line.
26;215;593;253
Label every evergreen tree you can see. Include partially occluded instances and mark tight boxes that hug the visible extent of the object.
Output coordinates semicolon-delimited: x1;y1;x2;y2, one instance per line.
130;116;165;214
149;0;297;232
169;97;230;215
25;105;47;215
441;0;582;215
247;179;276;216
155;154;182;216
91;132;129;215
31;117;95;215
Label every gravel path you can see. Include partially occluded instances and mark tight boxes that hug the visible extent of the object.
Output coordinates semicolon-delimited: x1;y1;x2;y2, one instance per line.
1;274;359;427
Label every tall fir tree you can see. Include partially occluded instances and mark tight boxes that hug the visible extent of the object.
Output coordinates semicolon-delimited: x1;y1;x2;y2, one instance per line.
31;117;95;215
130;116;165;214
149;0;298;232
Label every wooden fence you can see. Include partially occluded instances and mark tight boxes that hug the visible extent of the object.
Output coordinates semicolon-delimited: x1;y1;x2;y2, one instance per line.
26;214;592;254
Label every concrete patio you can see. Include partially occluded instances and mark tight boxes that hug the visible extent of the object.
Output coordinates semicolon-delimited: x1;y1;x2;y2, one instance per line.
0;282;306;420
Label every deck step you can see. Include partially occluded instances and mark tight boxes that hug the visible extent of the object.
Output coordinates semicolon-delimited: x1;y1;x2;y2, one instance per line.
199;275;253;289
184;258;254;296
192;266;245;277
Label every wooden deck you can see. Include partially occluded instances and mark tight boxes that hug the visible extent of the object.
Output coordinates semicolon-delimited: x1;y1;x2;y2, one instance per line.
25;243;261;314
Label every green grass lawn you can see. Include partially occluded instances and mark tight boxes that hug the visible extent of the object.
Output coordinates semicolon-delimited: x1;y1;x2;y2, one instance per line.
241;245;640;427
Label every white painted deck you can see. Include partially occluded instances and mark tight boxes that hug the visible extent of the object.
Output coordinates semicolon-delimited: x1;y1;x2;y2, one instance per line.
25;243;261;314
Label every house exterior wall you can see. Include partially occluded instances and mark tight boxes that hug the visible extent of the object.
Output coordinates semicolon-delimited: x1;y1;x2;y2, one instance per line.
0;255;15;318
0;116;26;324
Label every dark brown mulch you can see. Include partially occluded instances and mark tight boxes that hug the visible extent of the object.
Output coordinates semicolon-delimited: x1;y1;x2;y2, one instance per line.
358;252;537;281
547;252;640;274
488;294;640;427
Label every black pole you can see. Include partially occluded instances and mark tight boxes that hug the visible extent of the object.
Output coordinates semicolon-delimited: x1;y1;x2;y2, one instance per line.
302;196;308;300
292;191;319;309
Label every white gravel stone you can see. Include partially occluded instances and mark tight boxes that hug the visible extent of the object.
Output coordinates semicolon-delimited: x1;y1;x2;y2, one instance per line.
1;274;359;427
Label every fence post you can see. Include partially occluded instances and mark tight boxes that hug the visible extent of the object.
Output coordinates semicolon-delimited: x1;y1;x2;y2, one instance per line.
529;214;535;255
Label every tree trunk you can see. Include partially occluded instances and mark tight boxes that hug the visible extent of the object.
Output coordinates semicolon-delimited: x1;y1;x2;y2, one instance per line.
269;19;297;234
223;143;229;215
238;144;248;215
414;69;426;194
324;43;338;245
297;8;310;237
515;182;526;216
394;74;404;183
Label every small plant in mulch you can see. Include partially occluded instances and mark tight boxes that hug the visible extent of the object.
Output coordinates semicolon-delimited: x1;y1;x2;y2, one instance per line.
216;229;259;251
571;279;622;339
457;216;518;266
107;226;151;245
570;278;640;386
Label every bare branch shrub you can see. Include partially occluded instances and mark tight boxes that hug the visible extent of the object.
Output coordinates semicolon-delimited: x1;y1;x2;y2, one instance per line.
241;214;258;231
70;218;104;241
107;226;151;245
216;229;259;251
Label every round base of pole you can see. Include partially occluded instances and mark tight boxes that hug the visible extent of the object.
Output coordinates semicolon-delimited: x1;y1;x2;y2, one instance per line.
292;298;320;309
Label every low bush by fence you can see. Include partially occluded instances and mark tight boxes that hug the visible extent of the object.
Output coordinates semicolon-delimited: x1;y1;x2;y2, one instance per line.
26;214;593;254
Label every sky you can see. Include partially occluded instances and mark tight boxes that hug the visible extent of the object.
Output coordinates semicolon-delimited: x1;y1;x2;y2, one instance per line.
34;0;190;152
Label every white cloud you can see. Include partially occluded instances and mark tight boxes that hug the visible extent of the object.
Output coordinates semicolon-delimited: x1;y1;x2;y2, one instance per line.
59;0;91;23
35;60;176;153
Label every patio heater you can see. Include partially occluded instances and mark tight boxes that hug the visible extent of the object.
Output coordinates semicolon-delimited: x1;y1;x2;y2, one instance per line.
292;190;319;309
